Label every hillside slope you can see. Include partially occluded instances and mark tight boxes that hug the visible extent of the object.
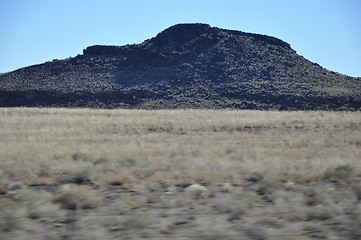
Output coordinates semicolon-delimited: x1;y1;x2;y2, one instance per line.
0;23;360;109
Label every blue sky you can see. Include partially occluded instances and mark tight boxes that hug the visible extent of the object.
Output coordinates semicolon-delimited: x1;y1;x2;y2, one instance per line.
1;0;360;77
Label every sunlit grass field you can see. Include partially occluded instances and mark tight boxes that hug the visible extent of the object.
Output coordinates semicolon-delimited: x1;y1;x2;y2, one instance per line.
1;108;360;239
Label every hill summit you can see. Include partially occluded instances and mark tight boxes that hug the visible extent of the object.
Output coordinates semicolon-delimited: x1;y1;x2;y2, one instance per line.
0;23;360;109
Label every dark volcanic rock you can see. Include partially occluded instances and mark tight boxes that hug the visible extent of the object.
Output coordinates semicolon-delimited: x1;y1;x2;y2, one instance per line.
0;90;157;108
0;23;360;110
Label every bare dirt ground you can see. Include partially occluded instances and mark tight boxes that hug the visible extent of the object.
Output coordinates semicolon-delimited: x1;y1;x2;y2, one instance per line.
0;108;360;239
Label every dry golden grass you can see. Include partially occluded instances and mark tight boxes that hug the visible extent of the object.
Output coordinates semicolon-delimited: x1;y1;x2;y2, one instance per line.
0;108;360;239
0;108;360;184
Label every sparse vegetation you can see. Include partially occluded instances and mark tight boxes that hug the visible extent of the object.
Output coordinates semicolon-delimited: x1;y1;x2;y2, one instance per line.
0;108;360;239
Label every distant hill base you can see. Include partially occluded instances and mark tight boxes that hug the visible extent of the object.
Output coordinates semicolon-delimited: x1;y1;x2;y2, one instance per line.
0;89;359;110
1;23;360;110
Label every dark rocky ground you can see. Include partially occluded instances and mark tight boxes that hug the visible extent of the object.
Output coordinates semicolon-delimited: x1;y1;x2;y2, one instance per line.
1;23;360;110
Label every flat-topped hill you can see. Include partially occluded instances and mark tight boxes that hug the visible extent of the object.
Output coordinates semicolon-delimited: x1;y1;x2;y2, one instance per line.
0;23;360;109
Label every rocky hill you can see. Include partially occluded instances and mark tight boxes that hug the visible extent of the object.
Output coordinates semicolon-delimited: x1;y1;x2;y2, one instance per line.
0;23;360;110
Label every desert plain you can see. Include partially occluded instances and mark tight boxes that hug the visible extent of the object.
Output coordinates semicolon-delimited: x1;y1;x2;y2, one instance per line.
0;108;360;239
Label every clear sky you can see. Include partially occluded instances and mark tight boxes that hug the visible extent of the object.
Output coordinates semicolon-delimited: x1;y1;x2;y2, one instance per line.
1;0;360;77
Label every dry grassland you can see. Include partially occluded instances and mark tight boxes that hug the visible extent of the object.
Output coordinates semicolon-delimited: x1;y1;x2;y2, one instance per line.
0;108;361;239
